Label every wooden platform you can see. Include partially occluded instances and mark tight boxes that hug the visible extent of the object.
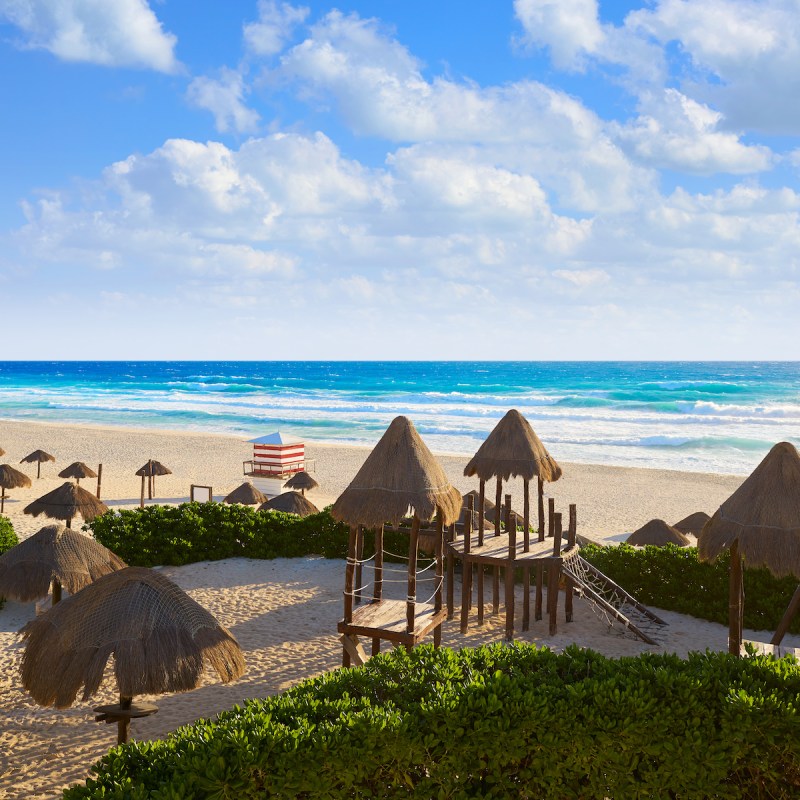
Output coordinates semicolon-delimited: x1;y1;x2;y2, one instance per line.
338;599;447;646
448;533;573;565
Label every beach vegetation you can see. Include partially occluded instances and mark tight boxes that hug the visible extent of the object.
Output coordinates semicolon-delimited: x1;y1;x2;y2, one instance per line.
0;515;18;610
63;642;800;799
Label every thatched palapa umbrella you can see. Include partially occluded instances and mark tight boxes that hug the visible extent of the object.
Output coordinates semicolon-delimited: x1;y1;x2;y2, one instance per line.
284;471;319;496
698;442;800;655
0;463;31;513
673;511;710;537
627;519;690;547
332;416;461;664
0;523;125;604
58;461;98;486
224;481;267;506
135;459;172;504
19;566;245;745
24;482;108;528
21;450;55;479
261;491;319;517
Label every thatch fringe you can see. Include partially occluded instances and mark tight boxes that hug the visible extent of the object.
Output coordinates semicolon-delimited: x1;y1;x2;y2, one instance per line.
284;471;319;492
673;511;710;536
224;482;267;505
135;460;172;477
20;566;245;708
0;464;32;490
698;442;800;577
332;416;461;527
627;519;690;547
260;492;319;517
464;409;562;482
58;462;98;480
24;482;108;523
21;450;55;465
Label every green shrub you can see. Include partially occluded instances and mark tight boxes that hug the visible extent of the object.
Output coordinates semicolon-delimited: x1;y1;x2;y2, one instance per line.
64;643;800;799
0;515;18;610
582;543;800;634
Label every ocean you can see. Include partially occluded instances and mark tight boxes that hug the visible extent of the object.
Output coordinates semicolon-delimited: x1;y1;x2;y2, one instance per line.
0;361;797;476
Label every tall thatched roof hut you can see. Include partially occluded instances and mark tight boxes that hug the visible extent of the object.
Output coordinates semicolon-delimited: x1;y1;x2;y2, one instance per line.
261;491;319;517
24;482;108;528
673;511;711;537
58;461;98;486
21;449;55;479
0;463;31;513
223;481;267;506
627;519;690;547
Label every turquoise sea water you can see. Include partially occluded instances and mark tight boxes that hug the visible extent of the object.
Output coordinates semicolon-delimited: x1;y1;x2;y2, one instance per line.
0;361;797;475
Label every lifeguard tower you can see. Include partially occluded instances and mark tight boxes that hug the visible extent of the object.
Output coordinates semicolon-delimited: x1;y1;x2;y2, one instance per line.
243;432;314;497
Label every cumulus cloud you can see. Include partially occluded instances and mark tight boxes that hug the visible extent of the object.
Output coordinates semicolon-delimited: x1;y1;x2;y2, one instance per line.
186;69;260;134
244;0;309;57
0;0;178;72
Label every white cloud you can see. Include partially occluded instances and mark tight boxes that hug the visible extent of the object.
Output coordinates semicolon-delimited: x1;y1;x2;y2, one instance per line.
0;0;178;72
186;69;260;134
243;0;308;57
553;268;610;288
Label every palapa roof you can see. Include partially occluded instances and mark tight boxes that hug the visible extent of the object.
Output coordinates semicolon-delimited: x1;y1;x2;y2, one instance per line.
58;461;98;480
331;416;462;527
627;519;690;547
21;450;55;465
24;482;109;523
673;511;711;536
260;491;319;517
284;471;319;492
698;442;800;578
135;460;172;477
0;523;125;602
0;463;32;490
224;481;267;505
464;409;562;483
19;566;245;708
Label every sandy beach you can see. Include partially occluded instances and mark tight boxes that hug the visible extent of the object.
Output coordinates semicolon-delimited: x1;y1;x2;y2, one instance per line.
0;418;783;799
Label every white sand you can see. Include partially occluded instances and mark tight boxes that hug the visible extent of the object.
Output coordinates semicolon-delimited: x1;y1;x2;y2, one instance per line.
0;419;787;799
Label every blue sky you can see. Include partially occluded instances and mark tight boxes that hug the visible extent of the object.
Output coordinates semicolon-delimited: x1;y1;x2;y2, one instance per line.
0;0;798;359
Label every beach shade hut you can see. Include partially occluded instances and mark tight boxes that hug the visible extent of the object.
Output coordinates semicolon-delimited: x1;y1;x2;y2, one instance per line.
0;463;31;513
21;450;56;479
284;470;319;496
223;481;267;506
627;519;690;547
24;482;109;529
331;416;461;666
135;459;172;504
260;491;319;517
0;523;125;605
246;432;305;477
462;409;563;639
58;461;98;487
673;511;711;537
698;442;800;656
19;566;245;745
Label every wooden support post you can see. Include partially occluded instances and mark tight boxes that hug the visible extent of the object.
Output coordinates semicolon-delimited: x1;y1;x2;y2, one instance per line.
478;479;486;546
493;478;502;614
407;516;420;635
460;496;473;633
148;460;153;500
434;513;444;648
118;695;132;745
538;478;545;542
505;512;517;641
522;566;530;631
771;585;800;646
342;525;357;667
548;497;555;538
523;479;530;551
96;463;103;500
37;461;41;479
548;514;562;635
52;578;62;605
729;539;743;656
535;563;543;621
341;634;368;666
568;504;576;547
354;527;364;605
374;525;384;602
0;487;4;514
140;475;145;509
446;523;455;620
565;576;574;623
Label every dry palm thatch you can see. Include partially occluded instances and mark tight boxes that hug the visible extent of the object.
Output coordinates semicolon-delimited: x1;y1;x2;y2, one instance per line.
58;461;98;484
331;416;461;527
24;482;109;527
260;491;319;517
698;442;800;577
135;460;172;478
464;409;562;482
0;523;125;602
21;449;56;479
627;519;690;547
0;463;31;513
284;471;319;495
224;481;267;505
19;566;245;709
673;511;711;537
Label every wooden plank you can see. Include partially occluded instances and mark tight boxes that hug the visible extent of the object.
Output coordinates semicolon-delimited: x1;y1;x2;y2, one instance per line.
340;634;369;667
729;540;743;657
523;479;530;551
408;517;420;633
537;478;545;542
548;514;562;635
505;512;517;641
771;584;800;646
460;496;474;634
340;600;447;644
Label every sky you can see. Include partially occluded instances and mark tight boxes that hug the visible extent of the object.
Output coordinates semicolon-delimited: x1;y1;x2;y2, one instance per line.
0;0;798;360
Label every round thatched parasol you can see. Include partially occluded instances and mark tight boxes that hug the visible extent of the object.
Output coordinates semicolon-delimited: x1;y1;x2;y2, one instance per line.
135;459;172;502
331;416;461;528
58;461;98;486
0;523;125;604
627;519;690;547
224;481;267;506
19;566;245;744
0;463;31;513
24;482;109;528
698;441;800;655
673;511;710;537
260;491;319;517
21;449;56;479
284;471;319;496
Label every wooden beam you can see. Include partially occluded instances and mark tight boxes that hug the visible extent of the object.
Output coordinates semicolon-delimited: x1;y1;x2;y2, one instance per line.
460;495;474;634
729;539;743;657
340;634;369;667
505;512;517;641
96;463;103;500
407;516;420;634
374;525;384;603
523;479;530;551
548;514;562;635
434;513;444;648
342;525;358;667
771;585;800;646
354;527;364;605
537;478;545;542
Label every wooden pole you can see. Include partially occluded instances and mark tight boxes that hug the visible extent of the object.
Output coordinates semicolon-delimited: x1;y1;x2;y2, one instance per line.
523;479;530;551
96;463;103;500
505;512;517;641
460;495;473;634
118;695;132;745
568;504;576;547
52;578;62;605
771;585;800;646
407;516;420;635
37;461;41;479
1;486;4;514
548;497;555;538
729;539;743;656
548;514;562;635
446;523;455;620
493;478;502;614
538;478;545;542
342;525;357;667
566;504;576;622
140;475;145;509
354;527;364;605
373;524;383;656
434;513;444;647
477;483;484;624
